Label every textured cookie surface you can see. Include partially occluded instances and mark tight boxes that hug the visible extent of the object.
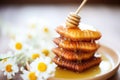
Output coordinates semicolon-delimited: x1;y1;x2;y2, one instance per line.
56;26;101;41
53;37;99;52
53;56;101;72
52;47;95;61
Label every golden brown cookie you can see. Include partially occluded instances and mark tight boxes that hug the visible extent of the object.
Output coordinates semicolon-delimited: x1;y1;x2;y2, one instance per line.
52;47;95;61
56;26;101;41
53;56;101;72
53;37;99;52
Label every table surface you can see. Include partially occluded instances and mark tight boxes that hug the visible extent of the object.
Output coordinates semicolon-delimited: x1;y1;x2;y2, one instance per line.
0;4;120;80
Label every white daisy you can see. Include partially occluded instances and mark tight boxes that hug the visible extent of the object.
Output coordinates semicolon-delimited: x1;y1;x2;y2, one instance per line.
30;57;57;80
39;26;54;41
1;58;19;79
21;70;42;80
21;25;41;49
40;40;55;58
39;26;55;52
26;25;38;40
25;32;41;49
27;49;44;61
8;26;27;41
9;39;28;53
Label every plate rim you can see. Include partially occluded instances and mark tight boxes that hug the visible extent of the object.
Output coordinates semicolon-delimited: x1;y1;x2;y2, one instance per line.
50;44;120;80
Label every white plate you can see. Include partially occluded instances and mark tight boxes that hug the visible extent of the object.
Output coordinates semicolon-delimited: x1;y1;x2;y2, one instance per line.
49;44;120;80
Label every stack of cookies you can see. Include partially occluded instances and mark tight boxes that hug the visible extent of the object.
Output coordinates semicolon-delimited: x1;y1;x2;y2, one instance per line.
52;13;102;72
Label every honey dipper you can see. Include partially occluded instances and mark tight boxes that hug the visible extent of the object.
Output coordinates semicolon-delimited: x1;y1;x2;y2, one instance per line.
66;0;88;28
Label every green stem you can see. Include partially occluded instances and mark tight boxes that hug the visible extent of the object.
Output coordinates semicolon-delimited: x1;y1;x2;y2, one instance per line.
0;58;3;61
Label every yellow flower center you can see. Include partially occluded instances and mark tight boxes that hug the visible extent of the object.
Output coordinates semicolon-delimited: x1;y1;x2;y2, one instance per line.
5;64;13;72
15;42;22;50
28;72;37;80
28;34;32;39
42;49;49;56
31;24;36;28
43;27;49;33
32;53;40;60
37;62;47;72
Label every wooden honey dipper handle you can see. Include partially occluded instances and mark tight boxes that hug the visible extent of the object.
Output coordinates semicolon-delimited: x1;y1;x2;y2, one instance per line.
75;0;88;14
66;0;88;28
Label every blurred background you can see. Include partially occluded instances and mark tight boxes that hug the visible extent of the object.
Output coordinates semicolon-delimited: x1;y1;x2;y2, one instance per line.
0;0;120;5
0;0;120;48
0;0;120;80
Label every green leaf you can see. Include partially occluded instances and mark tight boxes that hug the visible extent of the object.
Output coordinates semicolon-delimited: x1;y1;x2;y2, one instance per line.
0;58;3;61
